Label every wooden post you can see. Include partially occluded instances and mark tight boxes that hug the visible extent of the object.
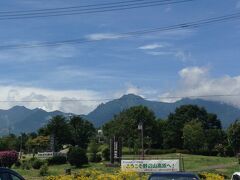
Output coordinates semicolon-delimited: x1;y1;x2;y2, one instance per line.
110;138;114;164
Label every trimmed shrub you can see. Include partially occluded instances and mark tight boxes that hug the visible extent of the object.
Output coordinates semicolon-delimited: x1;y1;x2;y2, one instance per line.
0;151;18;168
47;156;67;165
101;147;110;161
39;164;48;176
88;153;102;163
21;160;31;170
32;159;45;169
67;147;88;167
14;161;21;168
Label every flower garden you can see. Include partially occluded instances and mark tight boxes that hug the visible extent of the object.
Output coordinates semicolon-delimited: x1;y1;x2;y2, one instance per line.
46;169;225;180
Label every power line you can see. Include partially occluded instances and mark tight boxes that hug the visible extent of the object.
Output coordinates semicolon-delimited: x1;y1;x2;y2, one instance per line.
1;94;240;103
0;0;195;20
0;0;193;14
0;11;240;50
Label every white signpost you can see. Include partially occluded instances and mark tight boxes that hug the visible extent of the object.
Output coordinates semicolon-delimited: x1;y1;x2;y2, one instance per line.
121;160;180;172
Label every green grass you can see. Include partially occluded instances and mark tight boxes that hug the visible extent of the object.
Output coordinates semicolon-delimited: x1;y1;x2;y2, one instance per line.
13;154;240;179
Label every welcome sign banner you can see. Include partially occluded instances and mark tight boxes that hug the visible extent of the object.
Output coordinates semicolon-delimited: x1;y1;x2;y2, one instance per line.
121;160;180;172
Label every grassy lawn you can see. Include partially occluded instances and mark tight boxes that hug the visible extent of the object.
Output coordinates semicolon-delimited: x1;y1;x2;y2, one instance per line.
13;153;240;179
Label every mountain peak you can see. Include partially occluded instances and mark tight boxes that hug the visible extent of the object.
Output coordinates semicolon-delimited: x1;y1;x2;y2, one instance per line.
9;105;28;111
120;94;144;100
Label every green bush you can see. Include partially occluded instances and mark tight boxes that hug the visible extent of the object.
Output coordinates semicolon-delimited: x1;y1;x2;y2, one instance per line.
47;155;67;165
88;153;102;162
39;164;48;176
101;147;110;161
14;161;21;168
21;160;31;170
68;147;88;167
32;159;45;169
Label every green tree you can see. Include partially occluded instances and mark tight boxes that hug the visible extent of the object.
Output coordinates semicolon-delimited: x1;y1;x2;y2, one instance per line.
103;106;158;148
0;134;19;151
163;105;222;149
68;147;88;167
228;120;240;154
182;120;205;153
69;116;95;149
26;136;50;153
45;115;71;151
205;129;225;152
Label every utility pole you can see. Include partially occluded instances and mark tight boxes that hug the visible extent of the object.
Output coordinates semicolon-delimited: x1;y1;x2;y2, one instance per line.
138;121;144;160
20;134;23;159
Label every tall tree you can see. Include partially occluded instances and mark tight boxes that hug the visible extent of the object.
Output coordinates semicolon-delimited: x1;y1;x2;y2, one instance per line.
228;120;240;154
103;106;158;148
182;121;205;153
69;116;96;149
163;105;222;149
45;115;71;151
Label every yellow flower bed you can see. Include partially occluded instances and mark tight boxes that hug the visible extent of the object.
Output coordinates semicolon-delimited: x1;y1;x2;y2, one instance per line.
47;169;147;180
47;170;226;180
199;172;225;180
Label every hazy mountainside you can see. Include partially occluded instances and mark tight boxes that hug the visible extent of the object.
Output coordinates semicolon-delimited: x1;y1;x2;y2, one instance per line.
86;94;240;128
0;106;68;134
1;94;240;134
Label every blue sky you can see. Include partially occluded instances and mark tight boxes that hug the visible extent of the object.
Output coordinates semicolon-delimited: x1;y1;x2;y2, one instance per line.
0;0;240;114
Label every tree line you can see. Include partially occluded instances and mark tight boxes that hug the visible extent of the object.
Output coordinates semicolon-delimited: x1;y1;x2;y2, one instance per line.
0;104;240;157
103;105;240;156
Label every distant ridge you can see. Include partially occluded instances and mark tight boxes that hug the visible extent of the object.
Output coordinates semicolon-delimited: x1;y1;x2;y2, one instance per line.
0;94;240;134
85;94;240;128
0;106;71;135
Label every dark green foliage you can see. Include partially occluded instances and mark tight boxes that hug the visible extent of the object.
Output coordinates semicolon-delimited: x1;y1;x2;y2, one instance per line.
163;105;223;150
228;120;240;154
101;147;110;161
88;153;102;162
47;156;67;165
0;134;19;151
67;147;88;167
183;121;205;153
39;164;48;176
14;161;21;168
32;159;45;169
45;115;71;151
205;129;225;152
103;106;158;149
21;160;31;170
69;116;96;149
87;140;102;162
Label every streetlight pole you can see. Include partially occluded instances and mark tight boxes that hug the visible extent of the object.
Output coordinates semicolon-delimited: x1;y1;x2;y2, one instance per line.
138;121;144;160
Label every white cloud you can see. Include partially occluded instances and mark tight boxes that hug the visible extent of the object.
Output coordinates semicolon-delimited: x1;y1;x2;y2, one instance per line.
138;43;165;50
85;33;123;41
161;66;240;108
0;86;105;114
146;49;192;62
179;66;208;86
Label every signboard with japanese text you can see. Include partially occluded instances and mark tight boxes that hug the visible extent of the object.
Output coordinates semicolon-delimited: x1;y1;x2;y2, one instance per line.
121;160;180;172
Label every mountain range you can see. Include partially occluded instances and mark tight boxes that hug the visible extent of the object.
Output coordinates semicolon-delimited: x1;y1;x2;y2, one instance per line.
86;94;240;128
0;94;240;134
